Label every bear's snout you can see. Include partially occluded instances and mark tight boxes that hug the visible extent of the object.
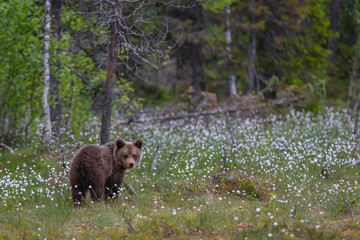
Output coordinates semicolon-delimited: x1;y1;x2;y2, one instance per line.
129;162;134;168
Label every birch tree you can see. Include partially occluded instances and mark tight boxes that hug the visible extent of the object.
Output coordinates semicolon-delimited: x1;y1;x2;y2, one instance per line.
202;0;237;97
225;3;237;97
42;0;52;144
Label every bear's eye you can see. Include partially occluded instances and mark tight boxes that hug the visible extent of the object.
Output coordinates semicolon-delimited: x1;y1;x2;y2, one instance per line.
133;155;137;159
124;154;128;158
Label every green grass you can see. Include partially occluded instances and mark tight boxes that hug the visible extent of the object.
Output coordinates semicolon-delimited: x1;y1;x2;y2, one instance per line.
0;109;360;239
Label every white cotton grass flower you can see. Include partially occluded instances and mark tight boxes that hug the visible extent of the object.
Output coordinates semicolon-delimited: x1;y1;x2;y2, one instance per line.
0;108;359;239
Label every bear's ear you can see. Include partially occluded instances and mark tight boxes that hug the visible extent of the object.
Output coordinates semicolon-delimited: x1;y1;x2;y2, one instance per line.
133;139;143;149
116;139;126;149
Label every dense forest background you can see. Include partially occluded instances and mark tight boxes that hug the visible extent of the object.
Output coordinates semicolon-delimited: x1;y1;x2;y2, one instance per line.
1;0;360;144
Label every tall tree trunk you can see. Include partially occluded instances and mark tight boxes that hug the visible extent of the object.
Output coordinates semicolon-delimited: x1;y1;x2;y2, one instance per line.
175;50;183;95
42;0;52;145
100;24;118;145
327;0;340;62
50;0;62;139
191;42;201;102
225;3;237;97
352;76;360;115
347;52;358;110
191;5;202;102
247;2;257;95
353;89;360;139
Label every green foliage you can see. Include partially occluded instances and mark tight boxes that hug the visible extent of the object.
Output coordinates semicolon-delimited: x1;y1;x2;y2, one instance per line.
254;0;332;90
48;6;110;136
327;0;360;100
113;78;143;116
201;0;235;13
187;0;337;99
0;1;139;141
282;0;332;85
0;0;43;140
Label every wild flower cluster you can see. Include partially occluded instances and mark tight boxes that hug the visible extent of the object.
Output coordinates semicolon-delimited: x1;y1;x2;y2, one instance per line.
127;108;359;218
0;108;359;222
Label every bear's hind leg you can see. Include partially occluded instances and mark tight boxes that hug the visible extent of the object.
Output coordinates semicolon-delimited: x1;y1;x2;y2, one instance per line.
89;180;106;202
72;184;86;205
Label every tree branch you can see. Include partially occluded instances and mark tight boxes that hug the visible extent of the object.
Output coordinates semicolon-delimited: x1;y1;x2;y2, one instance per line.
222;146;227;169
225;111;235;146
158;140;186;172
119;0;142;3
123;180;137;195
151;142;160;170
0;143;15;154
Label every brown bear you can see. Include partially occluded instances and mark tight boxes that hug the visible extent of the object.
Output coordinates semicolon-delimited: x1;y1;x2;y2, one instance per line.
69;139;143;204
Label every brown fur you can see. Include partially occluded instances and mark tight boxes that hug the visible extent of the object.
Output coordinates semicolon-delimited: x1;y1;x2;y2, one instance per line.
69;139;143;204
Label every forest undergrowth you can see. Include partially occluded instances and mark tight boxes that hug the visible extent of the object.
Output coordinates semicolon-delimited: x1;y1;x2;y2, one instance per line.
0;108;360;239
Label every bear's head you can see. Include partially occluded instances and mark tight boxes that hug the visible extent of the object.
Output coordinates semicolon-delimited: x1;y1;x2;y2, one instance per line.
115;139;143;170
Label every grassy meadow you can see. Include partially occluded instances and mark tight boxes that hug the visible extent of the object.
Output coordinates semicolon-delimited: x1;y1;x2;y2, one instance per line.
0;108;360;239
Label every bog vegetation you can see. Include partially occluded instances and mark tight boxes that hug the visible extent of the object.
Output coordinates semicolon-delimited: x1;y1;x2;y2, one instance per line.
1;109;360;239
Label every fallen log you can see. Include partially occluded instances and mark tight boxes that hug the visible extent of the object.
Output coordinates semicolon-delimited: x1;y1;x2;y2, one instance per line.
90;95;308;126
113;105;261;125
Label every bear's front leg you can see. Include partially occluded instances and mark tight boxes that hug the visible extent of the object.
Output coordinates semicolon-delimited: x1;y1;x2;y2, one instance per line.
105;171;125;200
